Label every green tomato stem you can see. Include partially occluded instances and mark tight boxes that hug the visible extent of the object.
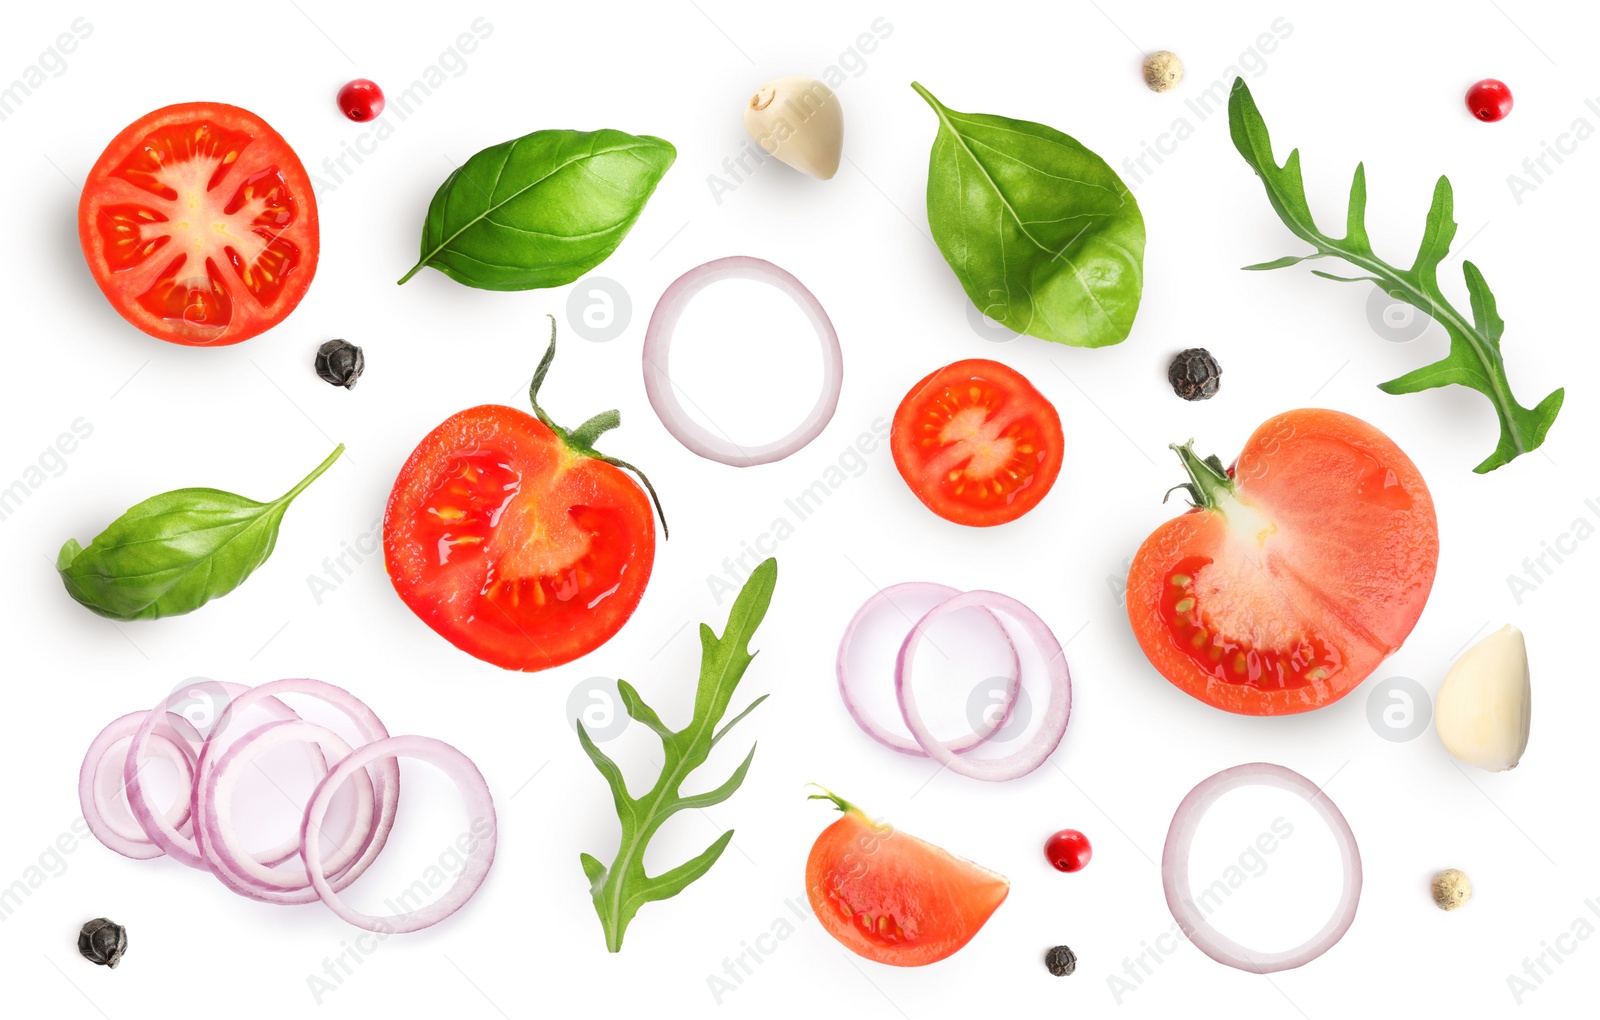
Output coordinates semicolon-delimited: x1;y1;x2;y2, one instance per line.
529;315;670;539
1166;440;1234;511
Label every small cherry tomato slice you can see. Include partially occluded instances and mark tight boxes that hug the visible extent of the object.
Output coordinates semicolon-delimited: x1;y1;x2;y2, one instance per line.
807;792;1008;967
1127;409;1438;715
78;102;319;346
890;359;1064;527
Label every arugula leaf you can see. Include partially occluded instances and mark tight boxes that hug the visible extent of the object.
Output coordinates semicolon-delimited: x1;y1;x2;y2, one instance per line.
1228;78;1562;473
578;558;777;952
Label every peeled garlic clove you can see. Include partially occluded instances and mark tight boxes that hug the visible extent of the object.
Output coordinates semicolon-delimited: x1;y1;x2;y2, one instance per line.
744;76;843;180
1434;624;1531;771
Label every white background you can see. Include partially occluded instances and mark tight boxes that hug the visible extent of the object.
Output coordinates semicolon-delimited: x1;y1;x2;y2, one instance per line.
1;1;1596;1017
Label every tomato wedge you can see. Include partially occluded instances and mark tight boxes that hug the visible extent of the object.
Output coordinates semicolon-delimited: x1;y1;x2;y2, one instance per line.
78;102;319;346
891;358;1064;526
383;323;664;672
1127;409;1438;715
806;791;1008;966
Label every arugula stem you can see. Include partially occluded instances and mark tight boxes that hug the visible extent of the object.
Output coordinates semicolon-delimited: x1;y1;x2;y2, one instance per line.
1264;210;1525;454
1331;250;1521;453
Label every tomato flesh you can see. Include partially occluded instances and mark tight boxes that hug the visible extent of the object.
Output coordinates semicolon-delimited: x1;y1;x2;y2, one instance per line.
1127;409;1438;715
1161;555;1345;692
79;103;318;346
384;405;656;671
806;799;1007;966
891;359;1064;527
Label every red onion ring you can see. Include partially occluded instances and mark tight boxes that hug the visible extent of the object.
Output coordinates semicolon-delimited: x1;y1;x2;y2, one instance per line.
1162;763;1362;973
124;681;312;869
191;678;398;898
302;735;497;934
200;720;376;904
895;590;1072;781
79;712;194;860
642;256;842;466
837;582;1020;756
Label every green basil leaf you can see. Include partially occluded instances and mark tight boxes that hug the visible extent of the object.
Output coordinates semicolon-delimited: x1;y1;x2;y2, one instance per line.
57;445;343;621
913;82;1145;347
397;129;676;290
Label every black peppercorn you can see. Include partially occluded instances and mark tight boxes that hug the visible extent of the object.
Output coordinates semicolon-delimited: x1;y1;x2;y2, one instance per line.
1045;944;1077;976
315;339;365;389
1168;348;1222;401
78;918;128;969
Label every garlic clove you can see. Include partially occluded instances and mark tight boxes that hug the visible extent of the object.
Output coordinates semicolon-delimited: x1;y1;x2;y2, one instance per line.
744;76;843;180
1434;624;1531;772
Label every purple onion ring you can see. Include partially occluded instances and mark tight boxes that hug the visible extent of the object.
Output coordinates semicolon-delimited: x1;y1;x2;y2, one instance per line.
79;712;195;860
837;582;1020;756
124;681;311;870
895;590;1072;781
191;678;398;899
643;255;842;466
199;719;377;905
1162;762;1362;973
302;735;497;934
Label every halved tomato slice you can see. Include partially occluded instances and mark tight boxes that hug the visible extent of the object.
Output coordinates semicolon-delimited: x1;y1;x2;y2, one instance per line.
890;358;1064;527
78;103;319;346
383;325;663;672
1126;409;1439;715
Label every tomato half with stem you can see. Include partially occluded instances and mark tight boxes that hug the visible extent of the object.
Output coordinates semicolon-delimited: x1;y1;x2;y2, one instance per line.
384;320;666;672
78;102;319;346
1127;409;1438;715
805;790;1008;967
891;359;1064;526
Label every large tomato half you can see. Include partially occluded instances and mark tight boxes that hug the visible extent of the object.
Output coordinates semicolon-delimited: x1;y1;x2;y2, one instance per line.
1127;409;1438;715
384;328;661;672
890;359;1064;527
78;102;319;346
806;792;1008;967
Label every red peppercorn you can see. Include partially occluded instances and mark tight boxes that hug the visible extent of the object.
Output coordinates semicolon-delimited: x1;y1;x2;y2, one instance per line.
1045;829;1092;872
1465;79;1513;122
338;79;386;122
